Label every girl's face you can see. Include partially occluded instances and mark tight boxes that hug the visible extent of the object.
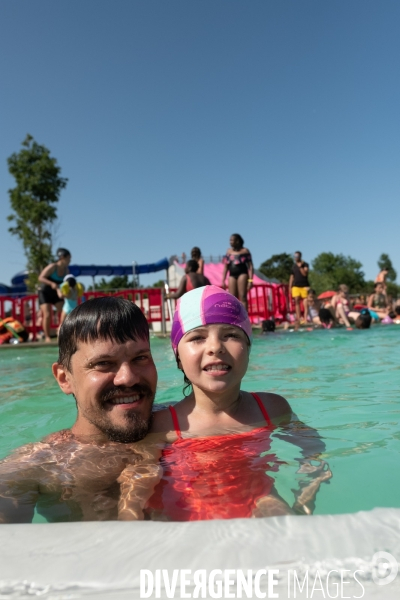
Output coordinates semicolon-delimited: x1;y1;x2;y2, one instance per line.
177;324;250;394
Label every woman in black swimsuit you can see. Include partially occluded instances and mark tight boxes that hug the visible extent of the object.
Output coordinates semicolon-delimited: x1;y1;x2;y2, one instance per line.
38;248;71;342
221;234;254;310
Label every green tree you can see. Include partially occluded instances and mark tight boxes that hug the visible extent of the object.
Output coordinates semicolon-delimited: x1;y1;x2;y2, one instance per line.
309;252;366;294
259;253;293;283
7;134;68;290
377;253;397;282
89;275;139;291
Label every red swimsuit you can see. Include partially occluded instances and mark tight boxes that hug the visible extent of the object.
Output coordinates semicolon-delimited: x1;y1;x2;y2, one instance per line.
146;393;281;521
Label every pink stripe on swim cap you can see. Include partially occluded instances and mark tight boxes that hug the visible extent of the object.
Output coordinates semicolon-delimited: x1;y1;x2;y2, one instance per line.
171;285;252;354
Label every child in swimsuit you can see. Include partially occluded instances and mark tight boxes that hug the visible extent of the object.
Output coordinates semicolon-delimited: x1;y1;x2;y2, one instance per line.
59;275;84;325
118;286;331;521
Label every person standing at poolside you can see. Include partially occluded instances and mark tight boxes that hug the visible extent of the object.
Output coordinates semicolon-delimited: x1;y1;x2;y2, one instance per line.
166;260;210;300
190;247;204;275
38;248;71;342
289;251;310;324
221;233;254;310
0;297;158;523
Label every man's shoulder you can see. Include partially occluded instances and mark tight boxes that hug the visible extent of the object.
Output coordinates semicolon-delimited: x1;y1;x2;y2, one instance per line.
0;440;54;474
42;429;73;444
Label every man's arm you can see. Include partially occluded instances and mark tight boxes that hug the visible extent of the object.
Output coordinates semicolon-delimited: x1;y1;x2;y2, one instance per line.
0;449;41;523
288;274;294;294
299;262;309;277
117;442;163;521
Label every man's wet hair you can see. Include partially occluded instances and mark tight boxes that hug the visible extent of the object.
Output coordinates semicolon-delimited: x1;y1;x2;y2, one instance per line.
58;297;149;371
186;259;199;272
294;251;302;257
355;309;372;330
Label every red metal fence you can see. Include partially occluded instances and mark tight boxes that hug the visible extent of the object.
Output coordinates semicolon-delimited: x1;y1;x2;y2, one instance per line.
0;284;292;341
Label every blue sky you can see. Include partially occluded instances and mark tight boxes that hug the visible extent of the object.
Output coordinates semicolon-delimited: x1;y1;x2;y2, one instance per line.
1;0;399;288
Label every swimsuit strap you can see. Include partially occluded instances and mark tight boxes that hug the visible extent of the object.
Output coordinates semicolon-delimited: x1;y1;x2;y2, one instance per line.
169;405;182;438
169;393;272;437
250;392;273;427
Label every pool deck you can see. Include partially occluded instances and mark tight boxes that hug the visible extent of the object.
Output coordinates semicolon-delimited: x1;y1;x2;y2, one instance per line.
1;507;399;599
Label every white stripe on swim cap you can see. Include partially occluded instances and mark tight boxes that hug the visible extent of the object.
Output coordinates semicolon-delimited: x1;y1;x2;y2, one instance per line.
179;286;205;334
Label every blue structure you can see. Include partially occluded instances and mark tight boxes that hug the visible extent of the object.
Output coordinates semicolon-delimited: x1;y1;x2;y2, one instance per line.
0;258;170;295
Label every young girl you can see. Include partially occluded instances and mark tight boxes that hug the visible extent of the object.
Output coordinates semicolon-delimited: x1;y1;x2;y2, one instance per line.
118;286;331;521
58;274;84;326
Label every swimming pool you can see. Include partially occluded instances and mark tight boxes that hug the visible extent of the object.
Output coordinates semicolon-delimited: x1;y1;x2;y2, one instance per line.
1;326;399;517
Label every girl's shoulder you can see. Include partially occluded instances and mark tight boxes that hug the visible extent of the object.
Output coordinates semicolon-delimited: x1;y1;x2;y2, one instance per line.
252;392;292;425
150;406;179;442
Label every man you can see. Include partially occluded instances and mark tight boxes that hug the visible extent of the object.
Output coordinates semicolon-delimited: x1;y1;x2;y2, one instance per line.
166;260;210;299
0;297;158;523
288;251;310;324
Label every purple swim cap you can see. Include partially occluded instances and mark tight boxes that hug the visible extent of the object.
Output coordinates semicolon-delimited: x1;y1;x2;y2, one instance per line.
171;285;252;354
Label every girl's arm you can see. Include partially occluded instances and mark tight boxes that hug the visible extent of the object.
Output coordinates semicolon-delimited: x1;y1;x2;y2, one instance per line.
272;415;332;515
246;251;254;290
221;260;229;289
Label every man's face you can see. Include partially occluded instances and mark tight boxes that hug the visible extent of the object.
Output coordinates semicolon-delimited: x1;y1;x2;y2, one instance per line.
294;253;301;262
53;337;157;443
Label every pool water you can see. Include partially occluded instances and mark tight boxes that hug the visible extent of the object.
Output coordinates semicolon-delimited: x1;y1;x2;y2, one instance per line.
1;326;399;519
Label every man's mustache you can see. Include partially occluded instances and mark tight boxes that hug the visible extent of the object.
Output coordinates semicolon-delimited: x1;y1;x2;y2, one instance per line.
100;384;154;403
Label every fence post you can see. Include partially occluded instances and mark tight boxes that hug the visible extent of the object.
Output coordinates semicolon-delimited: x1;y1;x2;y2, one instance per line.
161;288;166;335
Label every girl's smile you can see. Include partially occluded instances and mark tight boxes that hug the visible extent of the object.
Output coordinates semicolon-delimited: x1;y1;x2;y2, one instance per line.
177;324;249;393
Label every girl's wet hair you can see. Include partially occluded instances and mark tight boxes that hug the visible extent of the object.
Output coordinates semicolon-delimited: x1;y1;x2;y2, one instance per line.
175;353;192;397
58;297;149;371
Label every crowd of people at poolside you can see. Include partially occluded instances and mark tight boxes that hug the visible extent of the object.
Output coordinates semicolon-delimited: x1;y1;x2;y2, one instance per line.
170;239;400;332
2;236;398;345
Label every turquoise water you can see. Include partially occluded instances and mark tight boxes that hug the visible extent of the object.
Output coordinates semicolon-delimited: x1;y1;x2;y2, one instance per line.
1;327;399;516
